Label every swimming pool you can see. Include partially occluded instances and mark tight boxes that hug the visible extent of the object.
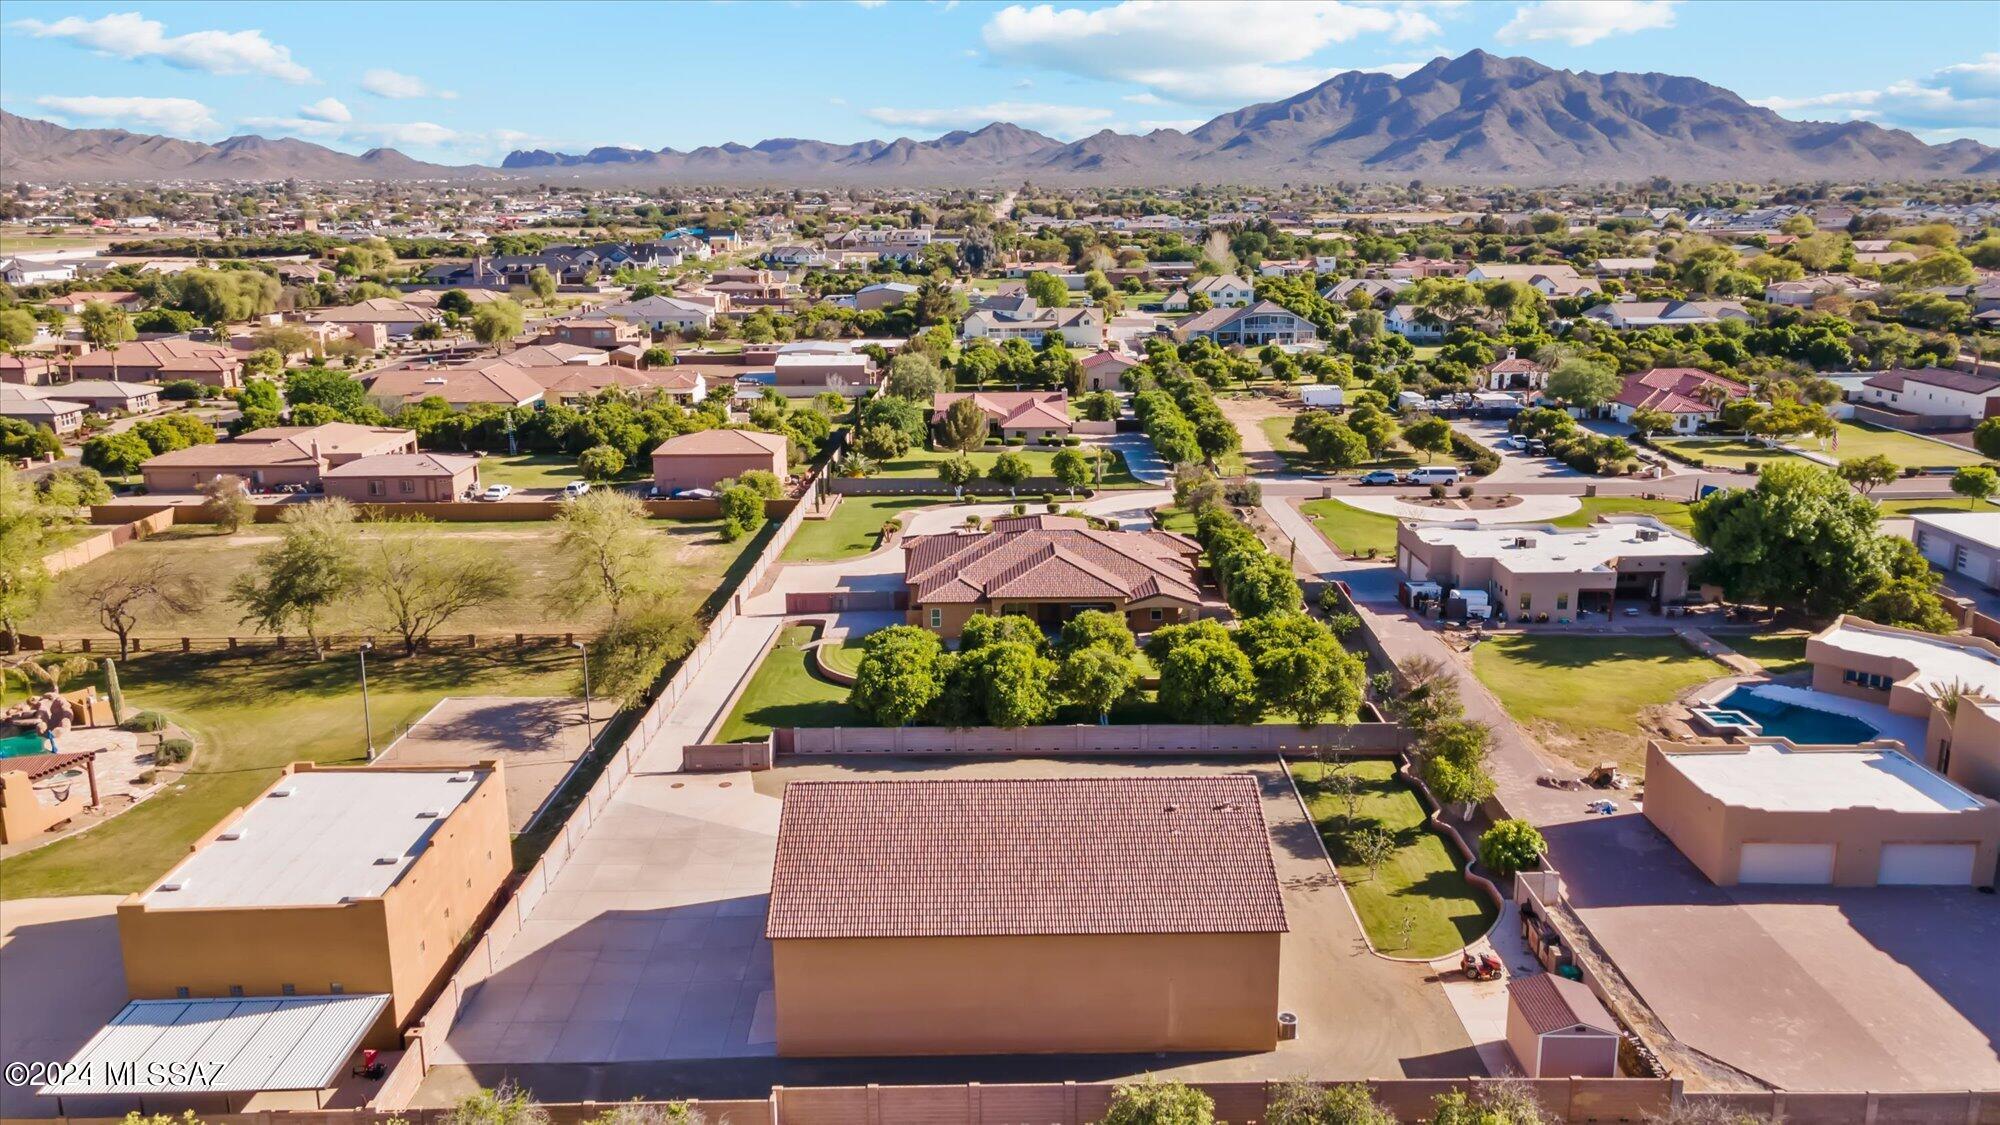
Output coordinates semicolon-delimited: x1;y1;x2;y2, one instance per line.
0;730;53;759
1713;686;1879;745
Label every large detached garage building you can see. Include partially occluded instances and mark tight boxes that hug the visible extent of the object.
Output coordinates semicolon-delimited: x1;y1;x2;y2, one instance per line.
1644;739;2000;887
765;775;1288;1056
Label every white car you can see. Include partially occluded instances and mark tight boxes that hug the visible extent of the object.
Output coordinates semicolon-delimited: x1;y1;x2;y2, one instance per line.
562;481;591;499
480;484;514;502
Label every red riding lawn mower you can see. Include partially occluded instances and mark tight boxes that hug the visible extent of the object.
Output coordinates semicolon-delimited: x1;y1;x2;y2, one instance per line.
1460;951;1503;981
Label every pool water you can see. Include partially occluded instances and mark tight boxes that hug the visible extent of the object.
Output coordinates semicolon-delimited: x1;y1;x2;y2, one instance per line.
1713;686;1879;745
0;731;53;759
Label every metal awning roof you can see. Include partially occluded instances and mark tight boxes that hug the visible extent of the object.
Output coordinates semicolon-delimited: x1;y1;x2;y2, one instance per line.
39;994;390;1096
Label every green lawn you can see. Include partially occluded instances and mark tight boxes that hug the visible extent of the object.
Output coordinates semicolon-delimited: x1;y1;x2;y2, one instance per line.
1298;498;1401;559
1261;415;1302;454
1549;497;1695;534
876;447;1139;488
1815;421;1988;469
1155;505;1199;536
1725;631;1811;677
0;648;582;898
781;496;939;563
1877;497;1992;516
1653;438;1802;471
478;453;637;490
715;624;859;742
818;637;867;678
1291;759;1495;958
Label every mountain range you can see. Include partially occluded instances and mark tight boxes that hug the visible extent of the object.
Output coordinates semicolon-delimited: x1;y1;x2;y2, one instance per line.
6;51;1997;185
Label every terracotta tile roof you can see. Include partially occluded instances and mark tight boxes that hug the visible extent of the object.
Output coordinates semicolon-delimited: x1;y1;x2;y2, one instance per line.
1614;367;1748;416
1861;367;2000;396
931;391;1071;431
765;776;1289;940
904;515;1201;606
365;363;545;406
651;427;788;457
73;338;240;375
321;452;478;478
1510;973;1618;1036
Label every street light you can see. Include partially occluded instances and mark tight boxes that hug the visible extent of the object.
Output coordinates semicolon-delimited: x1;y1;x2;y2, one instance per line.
572;640;595;755
358;641;375;760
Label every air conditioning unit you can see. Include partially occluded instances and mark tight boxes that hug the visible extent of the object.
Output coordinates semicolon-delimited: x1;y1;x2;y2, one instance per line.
1637;529;1661;541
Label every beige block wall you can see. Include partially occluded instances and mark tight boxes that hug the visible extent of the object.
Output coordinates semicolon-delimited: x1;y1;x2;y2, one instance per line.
140;463;321;492
377;764;512;1030
323;468;474;503
773;931;1281;1056
0;770;85;844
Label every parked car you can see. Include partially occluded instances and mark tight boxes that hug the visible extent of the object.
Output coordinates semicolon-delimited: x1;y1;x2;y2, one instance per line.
1357;470;1400;486
562;481;591;499
480;484;514;502
1405;466;1463;485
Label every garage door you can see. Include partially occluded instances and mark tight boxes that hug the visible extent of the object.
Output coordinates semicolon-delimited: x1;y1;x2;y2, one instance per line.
1739;843;1835;884
1877;843;1977;885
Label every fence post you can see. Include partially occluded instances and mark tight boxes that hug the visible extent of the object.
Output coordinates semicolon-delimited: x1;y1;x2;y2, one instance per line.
181;637;190;653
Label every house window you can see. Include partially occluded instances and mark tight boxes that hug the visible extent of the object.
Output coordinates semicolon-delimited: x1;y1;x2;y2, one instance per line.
1556;594;1569;611
228;985;244;997
1151;609;1164;622
175;986;190;999
329;983;343;994
367;480;382;497
281;983;296;996
1519;594;1531;613
928;608;942;628
400;479;415;494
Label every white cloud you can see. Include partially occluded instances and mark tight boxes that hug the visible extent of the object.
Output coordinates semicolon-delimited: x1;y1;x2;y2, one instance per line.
1755;55;2000;137
1361;59;1431;78
298;97;351;123
855;0;888;7
1122;92;1164;105
34;94;219;135
1934;52;2000;100
13;11;312;82
864;101;1116;139
1495;1;1676;47
360;68;455;100
981;1;1432;105
240;115;462;150
1750;90;1878;113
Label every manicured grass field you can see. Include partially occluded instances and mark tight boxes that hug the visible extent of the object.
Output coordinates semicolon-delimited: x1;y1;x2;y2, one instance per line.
1726;631;1812;677
478;453;638;490
1549;497;1695;534
26;518;751;639
1652;438;1802;471
818;637;867;678
875;447;1139;488
780;496;938;563
1877;498;1991;516
1291;759;1495;958
1818;421;1987;469
715;624;859;742
1471;633;1729;772
0;647;582;898
1154;505;1199;535
1298;498;1401;558
1261;415;1303;454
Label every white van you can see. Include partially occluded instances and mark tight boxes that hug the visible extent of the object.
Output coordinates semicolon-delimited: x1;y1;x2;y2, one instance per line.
1406;466;1463;486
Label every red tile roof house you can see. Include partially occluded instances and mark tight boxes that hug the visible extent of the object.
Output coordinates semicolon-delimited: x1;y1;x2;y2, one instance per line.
1078;350;1141;392
363;363;547;410
1609;368;1750;433
1484;348;1547;395
650;428;788;494
537;318;646;350
322;452;481;503
930;390;1073;441
765;775;1288;1056
303;297;438;340
139;422;417;493
68;339;244;389
46;291;145;313
903;514;1204;637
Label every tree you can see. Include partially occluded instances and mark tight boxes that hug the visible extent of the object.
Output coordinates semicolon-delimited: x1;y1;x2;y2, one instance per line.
0;308;36;351
1157;635;1259;723
1023;271;1069;309
172;267;278;326
230;497;361;659
1404;416;1453;464
588;605;700;708
857;422;910;461
861;395;928;448
0;466;54;650
284;366;369;415
935;453;980;494
1479;819;1547;875
577;444;625;480
1291;412;1368;468
1350;825;1396;881
79;555;206;659
527;266;558;304
78;301;136;358
1238;613;1365;727
1101;1080;1214;1125
1222;550;1304;618
1346;403;1399;459
849;626;946;726
718;483;766;541
1628;408;1677;437
200;474;254;534
1691;461;1894;615
1974;417;2000;462
1057;644;1142;724
551;489;659;624
967;640;1056;727
989;450;1031;496
936;396;989;452
1545;356;1621;409
471;298;526;348
81;431;151;480
364;524;514;655
1051;447;1090;496
1953;465;1998;508
1267;1081;1396;1125
884;353;942;401
1837;454;1900;495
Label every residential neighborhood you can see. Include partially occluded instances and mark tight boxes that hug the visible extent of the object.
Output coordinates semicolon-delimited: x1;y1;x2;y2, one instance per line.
3;4;2000;1124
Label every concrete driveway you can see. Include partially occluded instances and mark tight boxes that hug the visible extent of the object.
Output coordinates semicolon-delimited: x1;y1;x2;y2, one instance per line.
1449;419;1590;485
0;896;130;1119
1095;434;1168;484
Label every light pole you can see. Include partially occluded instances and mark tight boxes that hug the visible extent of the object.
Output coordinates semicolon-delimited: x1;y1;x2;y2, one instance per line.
358;641;374;760
572;640;595;755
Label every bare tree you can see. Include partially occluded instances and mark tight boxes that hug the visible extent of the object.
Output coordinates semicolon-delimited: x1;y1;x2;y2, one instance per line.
549;489;661;625
79;557;206;659
365;527;514;656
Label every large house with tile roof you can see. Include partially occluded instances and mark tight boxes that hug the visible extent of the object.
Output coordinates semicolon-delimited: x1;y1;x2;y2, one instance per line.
931;390;1072;441
139;423;416;492
1610;367;1750;432
902;514;1203;637
649;428;788;494
766;774;1287;1056
1172;300;1319;347
68;338;243;389
364;363;547;410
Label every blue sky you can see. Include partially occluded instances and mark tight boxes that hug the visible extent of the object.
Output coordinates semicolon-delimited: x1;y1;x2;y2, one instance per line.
2;1;1996;163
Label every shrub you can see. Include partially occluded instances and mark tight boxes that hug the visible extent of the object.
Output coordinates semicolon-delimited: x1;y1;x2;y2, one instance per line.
1061;435;1082;446
1428;483;1447;499
1457;484;1475;498
1040;492;1056;507
120;710;168;733
1004;436;1026;446
134;769;157;785
155;737;194;765
1479;819;1547;875
160;380;207;402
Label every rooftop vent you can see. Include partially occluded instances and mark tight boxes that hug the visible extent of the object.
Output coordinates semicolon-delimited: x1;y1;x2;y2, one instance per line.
217;829;247;842
374;856;401;866
449;771;473;783
157;879;188;892
1637;529;1661;541
1512;536;1536;548
269;787;295;798
417;808;443;819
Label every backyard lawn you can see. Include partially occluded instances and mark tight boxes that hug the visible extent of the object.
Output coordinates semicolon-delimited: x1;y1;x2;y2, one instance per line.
1472;633;1732;772
1298;498;1401;558
1726;631;1812;677
1549;496;1695;534
817;637;868;678
0;647;583;898
26;518;753;639
1652;438;1801;472
478;453;641;490
1877;497;1993;516
1814;421;1988;469
875;447;1139;488
715;624;859;742
1291;759;1495;958
781;496;938;563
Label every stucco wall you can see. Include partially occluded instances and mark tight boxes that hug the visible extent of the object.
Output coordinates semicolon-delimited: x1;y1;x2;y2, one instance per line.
324;468;476;504
772;931;1281;1055
652;449;786;492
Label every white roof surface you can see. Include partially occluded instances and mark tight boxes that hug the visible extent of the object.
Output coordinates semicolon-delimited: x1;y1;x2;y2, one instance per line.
1816;620;2000;698
142;769;486;908
1665;741;1984;813
1408;517;1704;574
41;994;389;1095
1911;510;2000;554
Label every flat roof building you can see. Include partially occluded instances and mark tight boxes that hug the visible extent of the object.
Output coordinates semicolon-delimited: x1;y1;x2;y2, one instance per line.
766;775;1288;1056
1806;615;2000;798
1396;516;1706;620
1910;511;2000;589
1644;739;2000;887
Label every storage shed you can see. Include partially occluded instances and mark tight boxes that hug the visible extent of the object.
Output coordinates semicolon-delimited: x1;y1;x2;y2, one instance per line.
1505;973;1620;1078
